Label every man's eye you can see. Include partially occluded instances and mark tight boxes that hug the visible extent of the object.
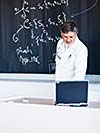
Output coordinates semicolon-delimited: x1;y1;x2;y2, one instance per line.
70;36;73;38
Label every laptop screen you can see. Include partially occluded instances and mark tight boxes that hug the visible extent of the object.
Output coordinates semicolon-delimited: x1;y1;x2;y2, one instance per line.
56;81;88;105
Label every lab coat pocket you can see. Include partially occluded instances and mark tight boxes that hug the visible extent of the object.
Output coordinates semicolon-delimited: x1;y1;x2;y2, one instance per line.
68;54;76;67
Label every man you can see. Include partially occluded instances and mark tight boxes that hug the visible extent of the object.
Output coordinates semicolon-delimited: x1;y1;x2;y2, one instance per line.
55;20;88;81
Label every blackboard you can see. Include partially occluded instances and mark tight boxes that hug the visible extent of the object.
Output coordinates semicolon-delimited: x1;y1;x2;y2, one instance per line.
0;0;100;74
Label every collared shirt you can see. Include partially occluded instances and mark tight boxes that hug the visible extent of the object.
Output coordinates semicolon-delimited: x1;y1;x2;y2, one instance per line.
55;37;88;81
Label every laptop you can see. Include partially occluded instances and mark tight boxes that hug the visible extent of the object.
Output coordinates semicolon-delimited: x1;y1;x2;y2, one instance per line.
56;80;88;107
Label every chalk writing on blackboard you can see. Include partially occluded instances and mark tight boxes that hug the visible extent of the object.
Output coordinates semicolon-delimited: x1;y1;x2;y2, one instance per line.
71;0;98;18
12;0;98;65
16;46;40;65
12;0;69;65
30;0;69;10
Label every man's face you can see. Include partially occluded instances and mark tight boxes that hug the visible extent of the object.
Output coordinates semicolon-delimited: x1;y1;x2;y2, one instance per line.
61;31;77;45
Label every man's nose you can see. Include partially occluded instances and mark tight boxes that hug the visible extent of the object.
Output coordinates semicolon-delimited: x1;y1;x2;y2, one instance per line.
66;38;71;43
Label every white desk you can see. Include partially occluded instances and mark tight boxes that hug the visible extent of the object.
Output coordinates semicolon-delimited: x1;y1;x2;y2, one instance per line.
0;102;100;133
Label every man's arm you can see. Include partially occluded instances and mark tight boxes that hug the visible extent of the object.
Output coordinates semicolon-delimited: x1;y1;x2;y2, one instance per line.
74;46;88;80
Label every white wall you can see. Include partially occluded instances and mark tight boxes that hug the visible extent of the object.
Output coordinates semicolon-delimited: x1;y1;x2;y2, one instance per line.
0;74;55;100
88;83;100;102
0;74;100;102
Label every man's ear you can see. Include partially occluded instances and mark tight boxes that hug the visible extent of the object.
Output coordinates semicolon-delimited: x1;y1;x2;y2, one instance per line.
61;32;63;38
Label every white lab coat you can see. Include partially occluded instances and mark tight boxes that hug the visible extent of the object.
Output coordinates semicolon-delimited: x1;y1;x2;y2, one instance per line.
55;37;88;81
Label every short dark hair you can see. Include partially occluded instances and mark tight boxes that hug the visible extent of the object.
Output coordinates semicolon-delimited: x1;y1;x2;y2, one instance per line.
61;20;79;34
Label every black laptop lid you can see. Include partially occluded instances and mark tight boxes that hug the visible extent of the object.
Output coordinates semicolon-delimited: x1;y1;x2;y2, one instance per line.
56;81;88;105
